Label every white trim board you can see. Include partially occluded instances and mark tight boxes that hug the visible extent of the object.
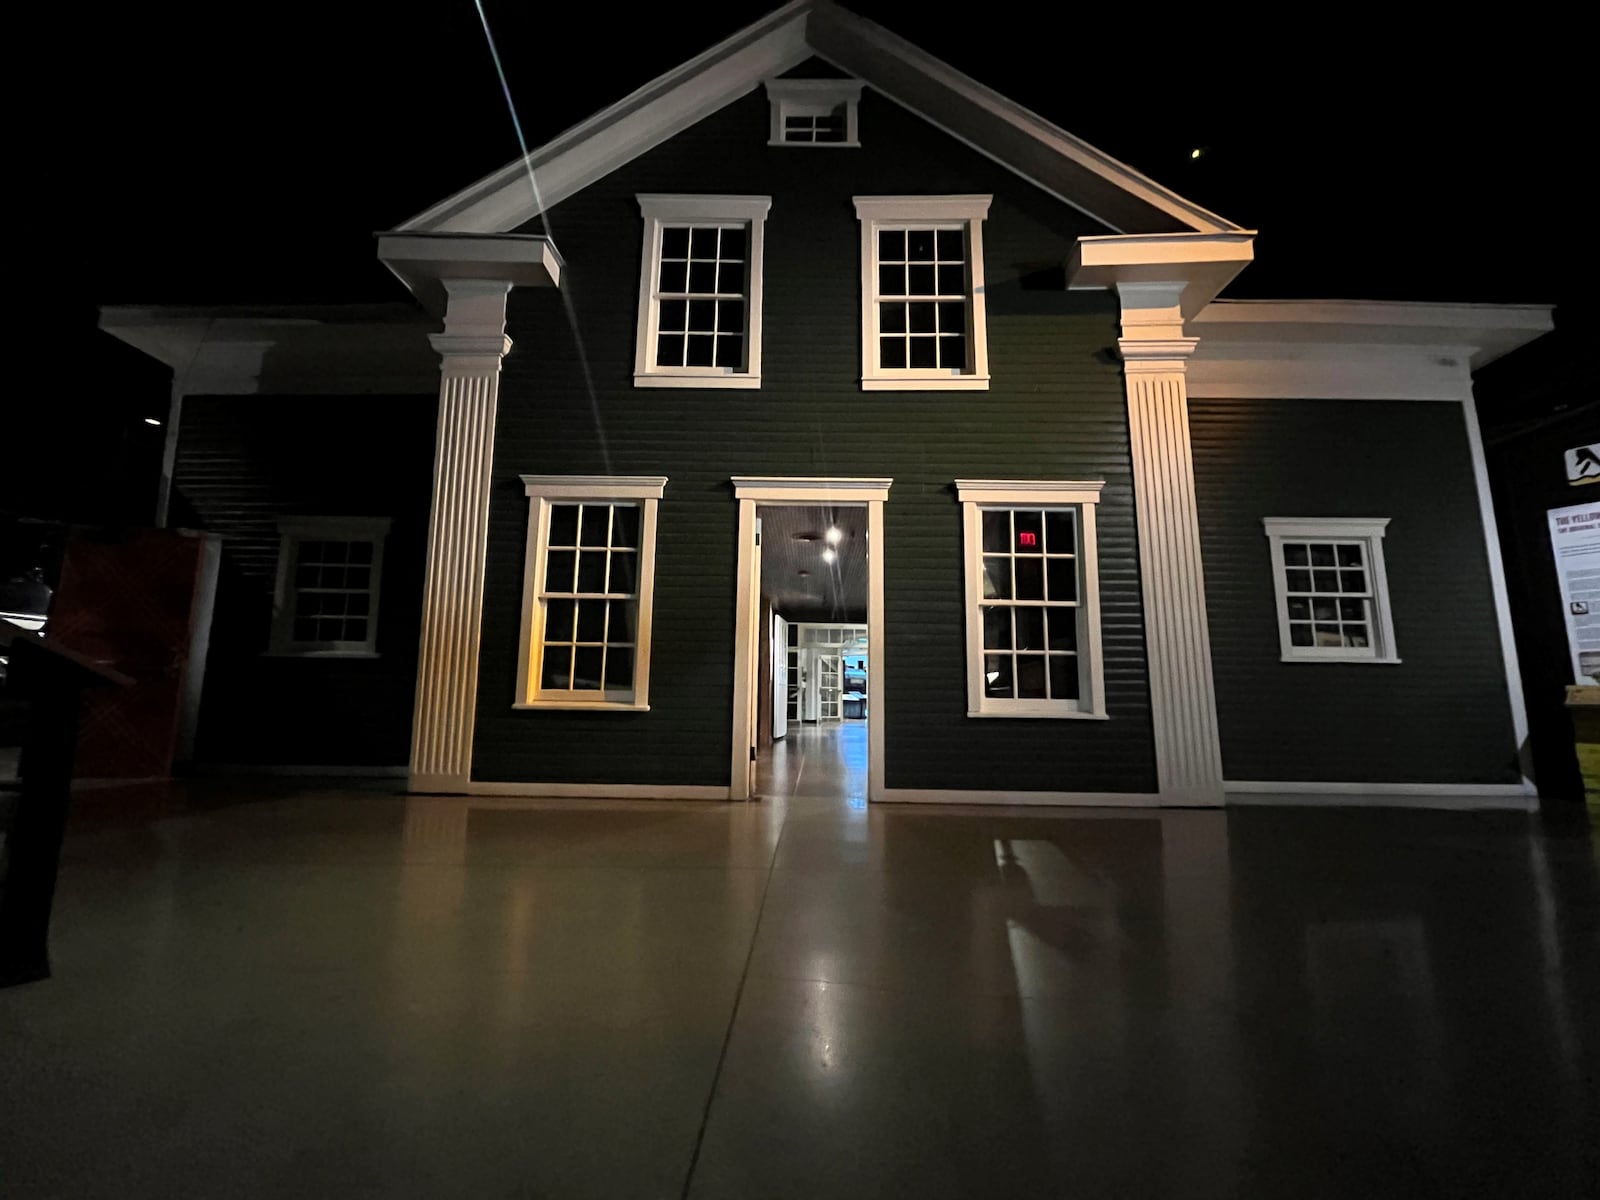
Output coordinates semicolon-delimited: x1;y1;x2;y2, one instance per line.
396;2;1236;237
465;782;732;801
1225;781;1536;812
879;788;1164;808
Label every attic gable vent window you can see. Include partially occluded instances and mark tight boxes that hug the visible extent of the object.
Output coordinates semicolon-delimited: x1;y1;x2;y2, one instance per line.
766;79;862;147
634;194;770;390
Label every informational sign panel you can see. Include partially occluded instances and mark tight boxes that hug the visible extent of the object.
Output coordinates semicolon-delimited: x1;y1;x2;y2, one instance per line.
1550;500;1600;683
1566;444;1600;486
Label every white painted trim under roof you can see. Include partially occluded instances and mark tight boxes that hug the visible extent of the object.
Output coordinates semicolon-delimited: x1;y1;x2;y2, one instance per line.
1185;299;1555;402
395;1;1237;237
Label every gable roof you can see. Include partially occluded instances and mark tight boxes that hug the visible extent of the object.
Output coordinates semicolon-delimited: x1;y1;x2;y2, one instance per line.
399;0;1239;237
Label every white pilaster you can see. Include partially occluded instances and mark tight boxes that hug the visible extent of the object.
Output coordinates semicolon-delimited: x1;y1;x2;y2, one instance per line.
1118;282;1225;805
410;280;513;792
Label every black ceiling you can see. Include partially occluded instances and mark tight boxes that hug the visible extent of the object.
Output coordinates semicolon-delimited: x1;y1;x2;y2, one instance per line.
759;505;868;620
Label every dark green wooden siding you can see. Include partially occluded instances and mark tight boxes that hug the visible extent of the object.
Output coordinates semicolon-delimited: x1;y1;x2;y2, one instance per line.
471;88;1157;792
1190;396;1519;784
171;394;435;767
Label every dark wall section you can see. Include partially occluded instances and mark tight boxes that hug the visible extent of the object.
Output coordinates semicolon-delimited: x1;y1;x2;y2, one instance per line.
474;88;1157;792
171;394;435;766
1190;397;1519;784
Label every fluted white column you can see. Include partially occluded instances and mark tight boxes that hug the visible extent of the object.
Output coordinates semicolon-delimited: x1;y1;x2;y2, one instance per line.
1118;283;1224;805
410;280;513;792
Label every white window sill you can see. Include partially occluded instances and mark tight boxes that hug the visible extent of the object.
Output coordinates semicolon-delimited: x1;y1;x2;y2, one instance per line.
263;649;380;660
513;701;651;712
862;374;990;392
634;373;761;390
1280;655;1402;665
767;139;861;149
967;707;1108;720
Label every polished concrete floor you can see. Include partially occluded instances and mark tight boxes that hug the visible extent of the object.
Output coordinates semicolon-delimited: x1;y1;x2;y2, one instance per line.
2;725;1597;1198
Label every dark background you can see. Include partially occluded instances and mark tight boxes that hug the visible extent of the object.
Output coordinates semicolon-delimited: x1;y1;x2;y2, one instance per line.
22;0;1583;529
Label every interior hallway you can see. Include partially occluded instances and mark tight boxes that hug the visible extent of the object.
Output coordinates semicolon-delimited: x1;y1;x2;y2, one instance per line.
1;753;1596;1198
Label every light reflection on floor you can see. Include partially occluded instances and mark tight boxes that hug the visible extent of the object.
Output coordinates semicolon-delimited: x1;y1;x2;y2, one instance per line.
1;755;1595;1198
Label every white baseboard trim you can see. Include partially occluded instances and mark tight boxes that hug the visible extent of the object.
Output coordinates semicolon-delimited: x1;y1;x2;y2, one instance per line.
465;781;732;801
878;788;1164;808
1225;780;1537;812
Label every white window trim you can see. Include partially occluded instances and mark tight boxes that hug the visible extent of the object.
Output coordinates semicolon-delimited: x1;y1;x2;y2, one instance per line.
633;194;769;390
765;79;863;147
268;516;391;658
516;475;666;711
957;480;1106;719
1263;517;1400;664
854;195;991;392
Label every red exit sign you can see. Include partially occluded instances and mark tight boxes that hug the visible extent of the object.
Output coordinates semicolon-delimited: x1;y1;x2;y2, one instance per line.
1018;531;1037;547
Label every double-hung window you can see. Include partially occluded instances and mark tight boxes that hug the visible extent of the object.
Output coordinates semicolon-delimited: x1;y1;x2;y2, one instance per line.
1263;517;1398;662
269;516;389;657
957;481;1105;718
517;476;665;710
634;195;769;389
854;196;991;390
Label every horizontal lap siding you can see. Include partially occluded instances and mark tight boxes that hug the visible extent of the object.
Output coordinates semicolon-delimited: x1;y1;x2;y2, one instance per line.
172;395;436;766
473;88;1155;791
1189;396;1518;784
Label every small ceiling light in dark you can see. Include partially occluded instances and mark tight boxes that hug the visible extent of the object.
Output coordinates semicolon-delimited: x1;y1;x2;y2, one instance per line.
144;417;162;426
825;526;843;545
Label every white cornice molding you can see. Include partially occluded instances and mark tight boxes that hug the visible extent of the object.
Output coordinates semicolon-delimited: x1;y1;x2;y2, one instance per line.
1118;336;1199;366
955;479;1106;504
636;193;773;221
1262;516;1389;539
521;475;668;500
853;194;991;221
732;475;892;502
377;234;562;317
1070;234;1256;318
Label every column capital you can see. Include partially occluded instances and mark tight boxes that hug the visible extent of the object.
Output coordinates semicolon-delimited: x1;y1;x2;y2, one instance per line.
429;333;514;362
1118;336;1198;371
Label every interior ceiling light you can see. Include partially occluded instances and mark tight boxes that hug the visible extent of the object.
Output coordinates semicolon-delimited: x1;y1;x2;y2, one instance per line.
825;527;843;545
822;548;837;564
144;417;162;426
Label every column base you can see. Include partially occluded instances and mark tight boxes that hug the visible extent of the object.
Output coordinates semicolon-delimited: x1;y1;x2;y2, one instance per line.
408;772;471;795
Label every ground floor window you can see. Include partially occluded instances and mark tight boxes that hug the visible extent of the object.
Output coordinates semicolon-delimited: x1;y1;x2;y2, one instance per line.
1263;517;1399;663
516;476;665;709
956;480;1106;718
269;516;390;656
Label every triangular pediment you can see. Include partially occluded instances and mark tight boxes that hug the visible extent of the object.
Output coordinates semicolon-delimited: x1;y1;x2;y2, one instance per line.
398;1;1238;237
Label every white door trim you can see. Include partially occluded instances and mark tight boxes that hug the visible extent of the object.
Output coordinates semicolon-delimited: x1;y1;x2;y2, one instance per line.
731;477;891;801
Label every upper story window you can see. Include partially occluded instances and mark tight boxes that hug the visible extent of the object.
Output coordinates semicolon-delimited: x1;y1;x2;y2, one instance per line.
516;476;665;710
269;516;390;657
957;481;1106;718
634;195;769;390
765;79;862;147
854;196;991;391
1263;517;1399;663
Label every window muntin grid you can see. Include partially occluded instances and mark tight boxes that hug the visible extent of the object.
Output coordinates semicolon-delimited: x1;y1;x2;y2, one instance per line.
783;107;848;143
875;226;968;372
1280;540;1373;649
538;502;642;695
289;539;376;646
653;224;748;372
977;507;1081;702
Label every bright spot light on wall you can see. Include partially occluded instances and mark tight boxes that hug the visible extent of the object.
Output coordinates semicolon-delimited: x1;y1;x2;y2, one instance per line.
822;548;837;564
144;417;162;426
825;526;842;545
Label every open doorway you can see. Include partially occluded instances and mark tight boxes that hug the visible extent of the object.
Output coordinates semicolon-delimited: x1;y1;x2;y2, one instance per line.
729;478;889;803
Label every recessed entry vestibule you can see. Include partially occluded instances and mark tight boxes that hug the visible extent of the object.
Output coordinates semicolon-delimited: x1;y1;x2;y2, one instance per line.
731;478;889;802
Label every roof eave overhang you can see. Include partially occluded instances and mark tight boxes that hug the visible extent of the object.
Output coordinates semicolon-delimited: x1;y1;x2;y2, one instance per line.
1067;232;1258;317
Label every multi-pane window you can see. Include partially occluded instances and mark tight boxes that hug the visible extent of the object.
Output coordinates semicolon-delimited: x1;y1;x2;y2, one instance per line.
654;225;747;371
783;107;848;143
855;196;991;390
876;228;967;371
538;503;641;695
269;517;389;656
518;476;665;709
634;195;769;388
978;508;1080;703
958;481;1106;718
1264;518;1398;663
